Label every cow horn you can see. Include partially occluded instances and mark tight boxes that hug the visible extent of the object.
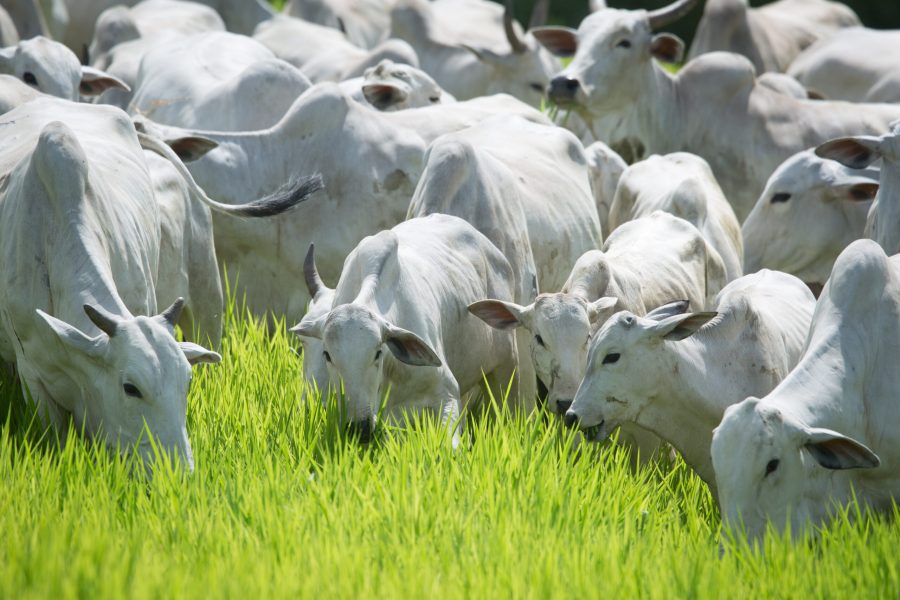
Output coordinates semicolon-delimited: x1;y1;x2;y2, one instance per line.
528;0;549;29
159;297;185;329
83;304;120;337
304;243;327;299
504;0;527;54
647;0;699;31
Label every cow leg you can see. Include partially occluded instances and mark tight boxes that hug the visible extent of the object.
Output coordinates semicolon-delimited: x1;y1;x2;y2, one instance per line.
185;215;224;348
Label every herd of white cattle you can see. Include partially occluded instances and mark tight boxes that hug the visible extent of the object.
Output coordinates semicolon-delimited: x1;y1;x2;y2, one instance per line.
1;0;899;544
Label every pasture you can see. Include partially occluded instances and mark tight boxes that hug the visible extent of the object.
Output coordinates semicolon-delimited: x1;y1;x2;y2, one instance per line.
1;297;896;598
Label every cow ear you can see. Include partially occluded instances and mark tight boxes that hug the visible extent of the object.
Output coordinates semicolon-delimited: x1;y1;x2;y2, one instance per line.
383;325;442;367
35;309;107;359
650;33;684;64
649;312;717;341
845;182;879;202
180;341;221;366
531;26;578;57
468;299;532;330
816;137;883;170
363;83;407;110
166;136;217;163
803;427;880;470
644;300;690;321
587;296;618;324
290;313;326;340
79;66;130;96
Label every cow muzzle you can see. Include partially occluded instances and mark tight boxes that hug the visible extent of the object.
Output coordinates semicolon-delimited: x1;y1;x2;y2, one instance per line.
554;399;573;415
348;417;375;444
548;76;581;106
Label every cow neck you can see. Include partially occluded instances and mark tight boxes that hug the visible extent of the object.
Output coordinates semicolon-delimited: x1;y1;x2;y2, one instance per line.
871;160;900;254
630;60;682;158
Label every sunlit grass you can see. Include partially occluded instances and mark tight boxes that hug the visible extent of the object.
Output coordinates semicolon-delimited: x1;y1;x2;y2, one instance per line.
0;296;897;598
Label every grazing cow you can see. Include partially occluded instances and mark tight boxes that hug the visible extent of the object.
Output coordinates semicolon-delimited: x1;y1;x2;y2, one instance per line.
565;270;814;491
470;211;726;417
129;32;311;131
789;28;900;104
253;15;419;84
712;240;900;542
0;97;320;473
134;84;549;322
292;214;519;446
285;0;395;50
584;141;627;235
88;0;226;108
535;0;900;221
688;0;859;74
817;124;900;256
742;149;878;295
408;114;602;404
390;0;557;107
0;37;128;101
610;153;743;282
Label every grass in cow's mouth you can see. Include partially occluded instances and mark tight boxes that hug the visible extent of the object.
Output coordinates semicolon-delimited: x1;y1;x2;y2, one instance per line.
0;295;897;598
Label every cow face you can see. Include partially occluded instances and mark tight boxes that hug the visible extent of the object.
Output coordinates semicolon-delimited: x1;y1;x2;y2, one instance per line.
567;304;711;440
362;59;446;111
36;300;220;475
712;398;880;544
0;37;128;101
469;294;617;415
535;10;684;119
742;150;877;290
293;303;441;441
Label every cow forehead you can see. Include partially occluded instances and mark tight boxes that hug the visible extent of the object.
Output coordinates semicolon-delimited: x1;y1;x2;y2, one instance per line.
578;9;649;42
323;305;382;344
534;295;589;323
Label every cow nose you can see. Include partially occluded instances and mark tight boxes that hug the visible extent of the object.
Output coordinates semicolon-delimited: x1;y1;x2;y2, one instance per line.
348;418;374;443
564;411;579;429
549;76;580;102
555;399;573;415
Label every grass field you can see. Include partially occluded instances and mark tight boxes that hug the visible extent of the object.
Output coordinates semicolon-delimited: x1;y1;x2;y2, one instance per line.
1;299;898;599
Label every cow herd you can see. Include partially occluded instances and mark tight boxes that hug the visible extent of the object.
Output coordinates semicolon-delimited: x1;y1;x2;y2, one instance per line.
0;0;898;545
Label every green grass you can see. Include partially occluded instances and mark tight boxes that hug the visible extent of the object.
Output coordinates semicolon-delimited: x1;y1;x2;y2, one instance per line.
0;300;898;599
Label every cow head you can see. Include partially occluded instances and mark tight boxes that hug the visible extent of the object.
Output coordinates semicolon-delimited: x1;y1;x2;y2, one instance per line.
35;299;220;474
533;0;697;117
712;397;880;543
565;303;712;439
291;303;441;442
742;150;878;291
0;37;128;101
291;244;335;398
469;293;618;415
362;59;446;111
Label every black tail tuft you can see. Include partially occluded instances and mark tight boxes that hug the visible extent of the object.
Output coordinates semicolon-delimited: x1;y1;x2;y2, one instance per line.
232;174;325;218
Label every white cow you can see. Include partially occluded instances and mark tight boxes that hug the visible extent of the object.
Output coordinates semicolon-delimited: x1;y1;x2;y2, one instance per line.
253;15;419;83
712;240;900;542
817;124;900;256
470;211;726;417
285;0;395;50
535;1;900;221
742;149;878;295
0;98;319;473
408;114;602;405
688;0;860;74
88;0;226;108
292;214;518;446
789;28;900;104
389;0;557;107
356;59;451;110
129;32;311;131
610;153;743;282
134;84;549;322
0;36;128;101
584;141;626;235
566;270;814;491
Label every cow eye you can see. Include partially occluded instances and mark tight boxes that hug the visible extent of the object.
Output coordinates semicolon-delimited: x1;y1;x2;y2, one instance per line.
375;349;382;361
602;353;620;365
765;458;779;476
615;40;631;49
23;72;37;85
771;193;791;204
123;383;143;398
529;82;545;93
429;96;440;103
323;351;332;363
535;334;545;348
